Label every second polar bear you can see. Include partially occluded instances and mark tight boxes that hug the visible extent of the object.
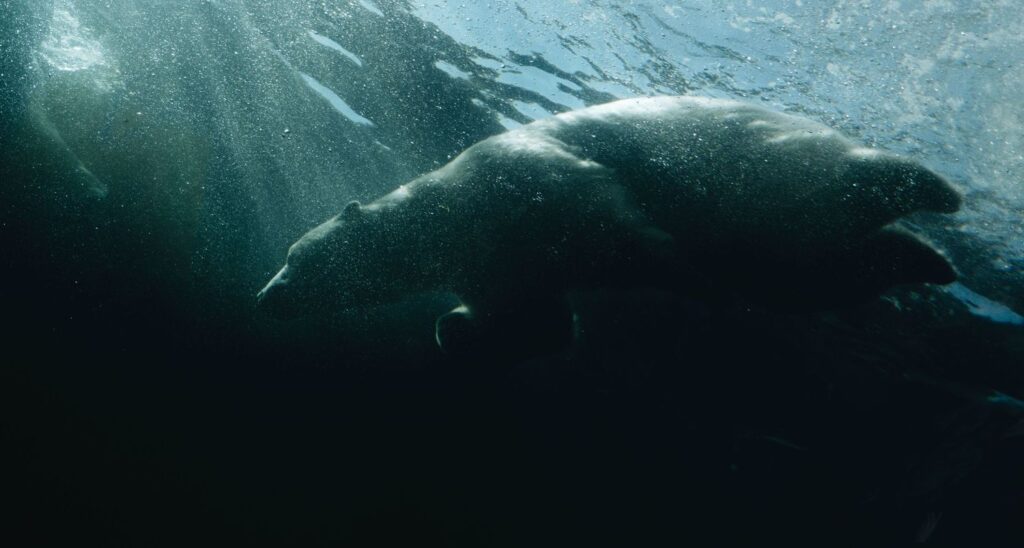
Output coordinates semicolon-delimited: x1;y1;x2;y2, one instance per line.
257;96;961;359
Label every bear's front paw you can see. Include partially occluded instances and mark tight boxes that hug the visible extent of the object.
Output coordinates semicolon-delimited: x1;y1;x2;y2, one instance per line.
435;301;576;364
434;305;481;357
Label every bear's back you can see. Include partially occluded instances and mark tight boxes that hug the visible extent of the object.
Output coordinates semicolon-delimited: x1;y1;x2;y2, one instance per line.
522;97;862;246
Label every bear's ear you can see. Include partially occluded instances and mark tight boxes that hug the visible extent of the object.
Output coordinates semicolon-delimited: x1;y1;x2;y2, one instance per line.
341;200;363;221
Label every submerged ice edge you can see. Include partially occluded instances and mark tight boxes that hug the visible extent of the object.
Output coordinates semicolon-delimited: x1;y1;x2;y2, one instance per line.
308;30;363;67
300;73;375;127
945;282;1024;326
358;0;383;17
470;56;587;111
434;60;470;80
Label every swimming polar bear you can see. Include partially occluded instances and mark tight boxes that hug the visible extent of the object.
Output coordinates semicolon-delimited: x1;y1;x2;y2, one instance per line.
257;96;961;360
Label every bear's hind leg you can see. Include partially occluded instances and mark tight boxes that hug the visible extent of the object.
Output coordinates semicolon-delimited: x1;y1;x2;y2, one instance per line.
435;297;574;363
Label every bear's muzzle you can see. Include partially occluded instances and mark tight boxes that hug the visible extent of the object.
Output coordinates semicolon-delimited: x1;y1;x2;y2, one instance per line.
256;265;300;318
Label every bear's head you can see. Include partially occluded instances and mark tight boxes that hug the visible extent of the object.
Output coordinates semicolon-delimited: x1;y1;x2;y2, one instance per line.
841;149;962;232
256;200;400;318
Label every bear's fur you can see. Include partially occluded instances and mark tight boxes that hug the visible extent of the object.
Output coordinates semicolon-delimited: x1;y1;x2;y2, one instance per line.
257;96;961;359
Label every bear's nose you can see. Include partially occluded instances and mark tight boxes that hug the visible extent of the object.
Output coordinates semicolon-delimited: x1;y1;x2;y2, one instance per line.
255;285;271;306
255;282;275;308
255;281;298;318
255;266;298;318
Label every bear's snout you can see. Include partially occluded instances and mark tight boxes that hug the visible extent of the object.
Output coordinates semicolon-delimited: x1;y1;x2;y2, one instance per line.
256;266;300;318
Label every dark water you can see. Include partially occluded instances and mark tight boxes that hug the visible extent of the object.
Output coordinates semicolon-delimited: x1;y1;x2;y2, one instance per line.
2;1;1023;545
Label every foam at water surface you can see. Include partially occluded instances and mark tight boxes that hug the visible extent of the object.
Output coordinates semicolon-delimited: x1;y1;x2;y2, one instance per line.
40;2;105;73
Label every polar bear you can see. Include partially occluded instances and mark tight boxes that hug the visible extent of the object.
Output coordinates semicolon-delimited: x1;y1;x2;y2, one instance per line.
256;96;961;360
